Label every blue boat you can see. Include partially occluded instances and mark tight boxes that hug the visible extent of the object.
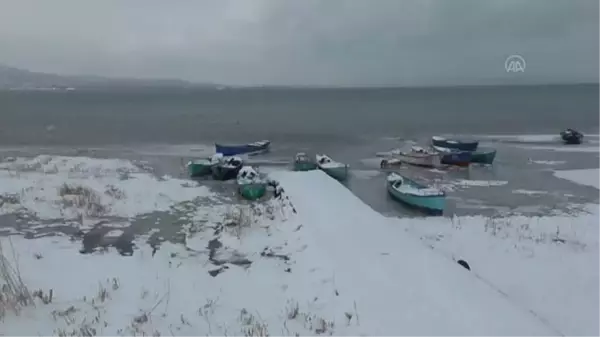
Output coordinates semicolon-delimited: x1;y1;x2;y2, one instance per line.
386;172;445;215
215;140;270;156
431;146;472;167
431;136;479;152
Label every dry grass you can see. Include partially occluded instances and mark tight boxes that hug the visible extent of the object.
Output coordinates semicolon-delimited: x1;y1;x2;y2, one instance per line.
224;206;254;239
0;237;33;320
59;184;107;217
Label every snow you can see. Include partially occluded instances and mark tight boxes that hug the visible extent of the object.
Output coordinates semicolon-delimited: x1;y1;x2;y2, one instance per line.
237;166;263;185
0;155;216;220
553;168;600;189
519;145;599;153
2;166;597;335
432;136;446;141
315;154;347;169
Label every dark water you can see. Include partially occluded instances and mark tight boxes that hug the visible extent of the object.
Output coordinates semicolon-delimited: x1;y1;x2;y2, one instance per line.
0;84;598;227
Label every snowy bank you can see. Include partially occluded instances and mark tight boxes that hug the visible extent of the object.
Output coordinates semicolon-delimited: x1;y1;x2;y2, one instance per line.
1;168;595;335
553;168;600;189
0;155;216;221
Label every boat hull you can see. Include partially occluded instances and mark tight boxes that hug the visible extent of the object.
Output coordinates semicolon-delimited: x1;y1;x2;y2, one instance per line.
432;137;479;152
215;141;271;156
439;151;472;167
395;153;441;168
238;183;267;200
320;166;348;181
212;164;243;181
188;161;216;177
560;132;583;144
471;148;497;164
294;161;317;171
386;181;445;215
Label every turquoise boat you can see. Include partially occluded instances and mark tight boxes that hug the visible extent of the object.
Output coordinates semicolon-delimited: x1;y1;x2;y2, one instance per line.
293;152;317;171
187;154;223;177
316;154;349;181
386;172;445;215
470;148;497;165
237;166;267;200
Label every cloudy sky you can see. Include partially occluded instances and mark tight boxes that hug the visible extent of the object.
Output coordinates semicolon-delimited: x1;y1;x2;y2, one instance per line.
0;0;597;86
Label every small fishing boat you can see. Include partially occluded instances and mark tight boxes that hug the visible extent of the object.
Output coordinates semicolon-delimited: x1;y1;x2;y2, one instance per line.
211;156;244;181
293;152;317;171
237;166;267;200
215;140;271;156
380;158;403;169
316;154;349;181
386;172;445;215
187;153;223;177
393;147;442;168
560;129;583;145
431;136;479;152
431;145;472;167
470;148;497;165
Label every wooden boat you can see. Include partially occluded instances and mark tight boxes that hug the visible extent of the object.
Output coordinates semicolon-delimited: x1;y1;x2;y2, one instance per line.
386;172;445;215
430;145;472;167
211;156;244;181
187;153;223;177
293;152;317;171
431;136;479;152
237;166;267;200
393;148;441;168
470;148;497;165
316;154;349;181
560;129;583;145
214;140;270;156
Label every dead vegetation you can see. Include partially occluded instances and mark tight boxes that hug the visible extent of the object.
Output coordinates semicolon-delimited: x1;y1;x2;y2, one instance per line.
0;237;34;320
59;184;107;217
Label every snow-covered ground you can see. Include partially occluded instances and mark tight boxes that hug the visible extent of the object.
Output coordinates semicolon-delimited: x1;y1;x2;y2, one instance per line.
1;156;598;335
553;168;600;189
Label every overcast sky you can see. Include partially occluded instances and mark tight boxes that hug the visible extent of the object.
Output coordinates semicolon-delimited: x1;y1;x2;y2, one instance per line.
0;0;597;86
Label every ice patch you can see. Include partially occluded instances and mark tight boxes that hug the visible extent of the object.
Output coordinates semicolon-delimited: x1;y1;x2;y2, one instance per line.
0;155;216;220
512;189;549;196
518;145;599;153
351;169;380;180
553;168;600;189
529;160;567;165
455;179;508;187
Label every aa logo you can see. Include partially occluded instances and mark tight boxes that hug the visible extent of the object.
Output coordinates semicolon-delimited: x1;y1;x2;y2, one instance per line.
505;55;526;73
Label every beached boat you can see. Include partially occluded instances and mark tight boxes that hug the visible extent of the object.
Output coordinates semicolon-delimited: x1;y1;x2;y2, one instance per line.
237;166;267;200
430;145;472;167
211;156;244;181
386;172;445;215
187;153;223;177
214;140;271;156
431;136;479;152
293;152;317;171
316;154;349;181
470;148;497;165
393;148;441;168
560;129;583;145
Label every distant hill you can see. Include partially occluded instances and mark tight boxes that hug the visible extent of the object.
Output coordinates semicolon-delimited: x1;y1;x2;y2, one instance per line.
0;64;218;90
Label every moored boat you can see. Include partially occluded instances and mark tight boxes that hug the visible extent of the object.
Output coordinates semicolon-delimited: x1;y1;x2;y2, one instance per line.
211;156;244;181
380;158;403;169
559;128;583;145
237;166;267;200
393;148;441;168
386;172;445;215
293;152;317;171
470;148;497;165
431;136;479;152
316;154;349;181
187;153;223;177
215;140;271;156
430;145;472;167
